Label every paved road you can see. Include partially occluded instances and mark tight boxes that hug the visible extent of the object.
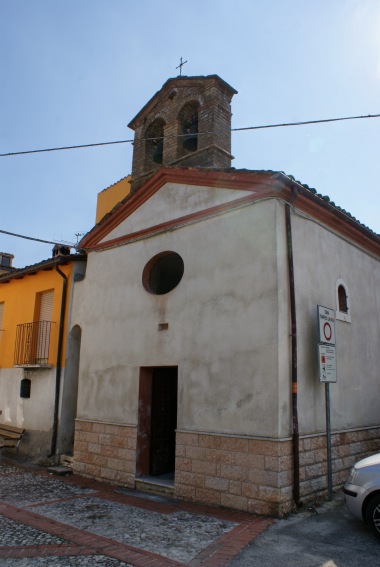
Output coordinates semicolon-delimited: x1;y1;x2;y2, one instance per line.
0;461;378;566
229;499;380;566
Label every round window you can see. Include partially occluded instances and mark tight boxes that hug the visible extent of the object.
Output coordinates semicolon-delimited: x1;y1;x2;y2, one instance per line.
142;251;184;295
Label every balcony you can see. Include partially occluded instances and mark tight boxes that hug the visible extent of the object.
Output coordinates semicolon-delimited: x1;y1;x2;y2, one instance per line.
14;321;54;368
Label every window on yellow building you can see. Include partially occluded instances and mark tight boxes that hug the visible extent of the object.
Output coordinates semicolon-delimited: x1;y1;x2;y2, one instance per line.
14;290;55;366
36;290;54;364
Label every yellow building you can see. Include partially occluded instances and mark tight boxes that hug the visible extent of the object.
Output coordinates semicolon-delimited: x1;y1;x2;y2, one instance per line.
0;176;130;464
95;176;131;224
0;251;86;463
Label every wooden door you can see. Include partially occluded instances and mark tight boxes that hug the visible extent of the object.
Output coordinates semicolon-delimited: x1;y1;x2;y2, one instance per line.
149;367;178;476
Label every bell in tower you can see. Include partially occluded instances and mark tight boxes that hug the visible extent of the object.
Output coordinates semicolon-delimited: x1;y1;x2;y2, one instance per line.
180;104;199;153
128;75;237;192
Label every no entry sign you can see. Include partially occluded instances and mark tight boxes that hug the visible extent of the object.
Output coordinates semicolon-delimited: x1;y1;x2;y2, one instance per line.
318;305;336;345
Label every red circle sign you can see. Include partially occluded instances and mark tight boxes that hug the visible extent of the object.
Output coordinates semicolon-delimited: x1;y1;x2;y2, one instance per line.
323;322;332;341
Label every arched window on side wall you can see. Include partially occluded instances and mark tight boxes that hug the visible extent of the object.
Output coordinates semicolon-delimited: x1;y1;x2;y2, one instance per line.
336;279;351;322
338;285;348;313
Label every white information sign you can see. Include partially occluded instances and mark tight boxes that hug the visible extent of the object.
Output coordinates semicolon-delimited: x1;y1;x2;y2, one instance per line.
318;305;336;345
318;344;337;383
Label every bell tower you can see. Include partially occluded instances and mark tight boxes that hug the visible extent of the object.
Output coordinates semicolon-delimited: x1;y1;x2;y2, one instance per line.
128;75;237;191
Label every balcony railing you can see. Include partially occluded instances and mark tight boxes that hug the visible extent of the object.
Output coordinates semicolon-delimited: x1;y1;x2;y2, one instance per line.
14;321;54;367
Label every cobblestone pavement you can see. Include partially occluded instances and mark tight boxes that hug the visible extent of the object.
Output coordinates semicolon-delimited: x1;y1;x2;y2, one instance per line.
0;461;272;566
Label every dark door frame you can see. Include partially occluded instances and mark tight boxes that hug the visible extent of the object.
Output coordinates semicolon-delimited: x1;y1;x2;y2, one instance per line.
136;366;178;477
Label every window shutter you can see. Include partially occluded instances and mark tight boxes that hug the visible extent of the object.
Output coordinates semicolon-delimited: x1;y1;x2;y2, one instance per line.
0;303;4;330
36;290;54;363
39;290;54;321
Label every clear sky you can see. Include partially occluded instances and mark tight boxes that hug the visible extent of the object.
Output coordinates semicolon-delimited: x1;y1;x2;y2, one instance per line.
1;0;379;268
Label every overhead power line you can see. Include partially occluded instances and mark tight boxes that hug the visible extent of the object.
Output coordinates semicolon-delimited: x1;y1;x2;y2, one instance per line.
0;228;74;247
232;113;380;131
1;113;379;157
0;139;134;157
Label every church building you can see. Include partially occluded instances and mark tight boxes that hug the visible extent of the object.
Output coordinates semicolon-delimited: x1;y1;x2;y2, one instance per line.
71;75;380;516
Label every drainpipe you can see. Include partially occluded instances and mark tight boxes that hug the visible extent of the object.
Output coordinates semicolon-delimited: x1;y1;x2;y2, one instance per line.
285;197;301;506
49;260;68;461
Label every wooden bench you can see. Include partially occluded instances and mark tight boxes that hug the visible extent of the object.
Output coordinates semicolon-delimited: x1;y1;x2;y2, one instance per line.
0;424;25;463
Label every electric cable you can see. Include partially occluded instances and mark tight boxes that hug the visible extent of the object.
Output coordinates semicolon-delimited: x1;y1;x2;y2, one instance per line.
2;112;379;247
0;228;74;246
1;113;379;157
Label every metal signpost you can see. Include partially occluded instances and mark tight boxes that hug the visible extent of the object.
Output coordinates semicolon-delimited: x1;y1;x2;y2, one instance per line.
317;305;336;501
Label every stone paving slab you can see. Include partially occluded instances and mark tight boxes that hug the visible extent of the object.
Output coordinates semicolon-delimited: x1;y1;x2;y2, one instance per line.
34;496;236;564
0;462;273;566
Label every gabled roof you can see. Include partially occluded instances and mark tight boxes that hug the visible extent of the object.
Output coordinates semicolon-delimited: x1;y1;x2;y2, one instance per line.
0;254;87;284
79;167;380;258
0;266;16;275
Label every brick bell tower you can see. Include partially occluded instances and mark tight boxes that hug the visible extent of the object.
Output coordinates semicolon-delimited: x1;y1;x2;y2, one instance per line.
128;75;237;191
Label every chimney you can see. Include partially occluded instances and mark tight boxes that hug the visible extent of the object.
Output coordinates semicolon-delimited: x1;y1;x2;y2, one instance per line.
0;253;14;274
52;244;71;258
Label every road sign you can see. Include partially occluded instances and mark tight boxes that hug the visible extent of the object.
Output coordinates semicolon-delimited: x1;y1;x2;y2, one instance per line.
318;344;337;383
317;307;337;501
318;305;336;345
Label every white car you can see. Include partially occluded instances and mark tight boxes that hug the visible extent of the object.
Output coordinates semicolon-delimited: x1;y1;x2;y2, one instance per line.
344;453;380;540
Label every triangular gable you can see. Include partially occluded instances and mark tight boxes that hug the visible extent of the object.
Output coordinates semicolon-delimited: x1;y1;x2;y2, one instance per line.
99;182;251;245
81;169;280;249
80;168;380;256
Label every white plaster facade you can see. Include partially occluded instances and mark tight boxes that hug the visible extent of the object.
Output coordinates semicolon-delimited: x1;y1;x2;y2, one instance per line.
75;194;285;435
292;210;380;432
0;367;56;457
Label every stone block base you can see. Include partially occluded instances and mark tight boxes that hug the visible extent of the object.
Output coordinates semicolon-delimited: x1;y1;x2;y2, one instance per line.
72;419;136;487
299;427;380;502
175;431;294;517
72;420;380;517
175;426;380;516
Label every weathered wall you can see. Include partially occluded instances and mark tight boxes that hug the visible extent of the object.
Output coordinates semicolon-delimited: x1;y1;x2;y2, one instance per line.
290;209;380;434
73;195;286;438
0;366;56;461
100;183;250;244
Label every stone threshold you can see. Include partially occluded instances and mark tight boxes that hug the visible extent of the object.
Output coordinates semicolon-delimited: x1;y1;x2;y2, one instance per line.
135;474;174;498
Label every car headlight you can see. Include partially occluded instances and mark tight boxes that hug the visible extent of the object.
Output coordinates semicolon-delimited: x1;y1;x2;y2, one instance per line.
347;466;358;485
